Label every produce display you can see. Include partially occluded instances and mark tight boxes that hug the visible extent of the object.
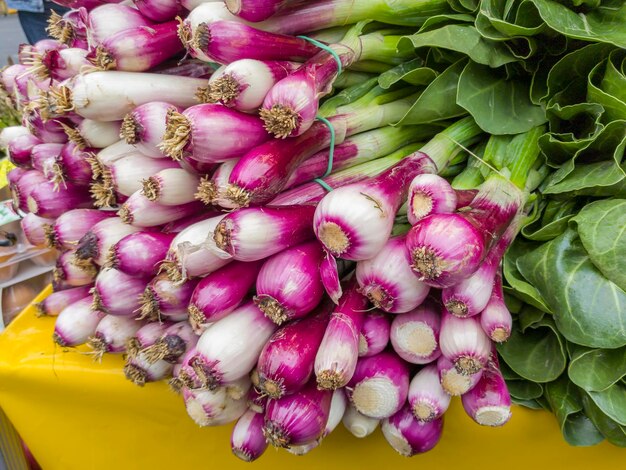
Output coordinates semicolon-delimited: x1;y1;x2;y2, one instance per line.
0;0;625;461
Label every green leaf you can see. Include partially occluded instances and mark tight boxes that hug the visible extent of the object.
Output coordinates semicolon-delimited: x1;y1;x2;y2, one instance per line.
588;383;626;426
397;59;468;125
417;13;476;33
476;0;545;39
541;120;626;195
528;0;626;47
543;43;615;105
507;379;545;400
398;24;518;67
544;376;605;446
582;393;626;447
457;61;547;134
522;214;574;241
569;346;626;392
571;199;626;291
518;304;547;331
601;50;626;104
587;60;626;123
503;240;551;312
377;58;438;89
517;229;626;349
511;397;545;409
497;316;567;383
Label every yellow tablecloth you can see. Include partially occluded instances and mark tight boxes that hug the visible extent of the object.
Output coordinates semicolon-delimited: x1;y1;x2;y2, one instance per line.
0;287;623;470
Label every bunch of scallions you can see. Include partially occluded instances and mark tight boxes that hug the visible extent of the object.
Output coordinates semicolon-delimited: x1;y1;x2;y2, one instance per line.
2;0;625;460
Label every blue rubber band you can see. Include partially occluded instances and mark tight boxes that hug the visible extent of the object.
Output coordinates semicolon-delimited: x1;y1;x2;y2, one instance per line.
312;116;335;192
296;35;343;75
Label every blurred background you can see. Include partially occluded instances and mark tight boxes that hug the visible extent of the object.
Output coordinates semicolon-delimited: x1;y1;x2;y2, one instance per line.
0;4;28;66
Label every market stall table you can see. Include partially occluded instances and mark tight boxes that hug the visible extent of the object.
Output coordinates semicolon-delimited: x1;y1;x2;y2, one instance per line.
0;287;623;470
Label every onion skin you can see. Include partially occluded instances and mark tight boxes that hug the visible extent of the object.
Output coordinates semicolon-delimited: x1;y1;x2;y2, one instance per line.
257;304;331;399
461;361;511;427
439;311;492;377
27;180;93;218
188;260;263;332
479;272;512;343
263;380;332;448
92;268;148;316
109;231;176;278
382;404;443;456
53;296;106;347
21;213;54;247
36;285;93;317
254;240;325;325
225;0;293;22
358;310;391;358
390;300;441;365
231;410;268;462
347;351;410;419
134;0;185;22
48;209;115;250
8;134;42;168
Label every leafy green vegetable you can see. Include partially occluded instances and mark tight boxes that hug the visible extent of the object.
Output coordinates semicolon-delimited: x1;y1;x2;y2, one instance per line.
571;199;626;290
497;315;567;382
569;345;626;391
517;229;626;348
582;393;626;446
456;61;547;134
544;376;605;446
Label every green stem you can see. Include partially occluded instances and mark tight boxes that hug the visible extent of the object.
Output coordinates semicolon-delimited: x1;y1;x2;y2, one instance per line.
419;116;483;171
506;125;545;189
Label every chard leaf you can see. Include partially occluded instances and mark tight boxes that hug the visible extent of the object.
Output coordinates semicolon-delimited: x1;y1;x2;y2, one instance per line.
543;43;614;105
417;13;476;33
587;60;626;123
507;380;545;400
588;383;626;425
528;0;626;47
503;240;551;312
518;304;547;331
517;229;626;348
397;59;467;124
457;61;547;134
476;0;545;39
582;393;626;447
497;316;566;383
398;24;518;67
378;58;438;89
569;346;626;392
601;51;626;103
521;214;574;241
544;376;605;446
512;397;545;409
571;199;626;290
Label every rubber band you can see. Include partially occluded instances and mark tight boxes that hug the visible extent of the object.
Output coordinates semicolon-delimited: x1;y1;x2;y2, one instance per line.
296;35;343;75
312;116;336;192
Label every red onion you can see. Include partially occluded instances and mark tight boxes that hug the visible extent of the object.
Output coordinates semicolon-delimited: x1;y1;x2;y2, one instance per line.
121;101;182;157
49;142;95;187
408;363;451;422
407;173;458;225
92;268;148;316
35;285;93;317
254;240;325;325
188;260;262;333
118;191;203;228
11;170;47;211
73;216;141;267
480;272;512;342
213;204;316;262
203;59;298;112
142;168;201;206
257;304;331;398
314;151;436;261
390;300;441;365
53;296;106;347
263;380;332;448
342;403;379;438
231;410;267;462
159;103;268;163
356;235;430;313
21;213;54;247
347;351;410;419
46;209;114;250
54;250;97;287
87;315;143;360
140;321;197;364
183;383;249;426
126;320;173;359
315;279;368;390
225;0;294;22
8;134;41;168
437;355;483;396
138;275;198;321
63;119;122;150
406;175;523;288
382;404;443;456
191;301;277;389
461;360;511;427
87;4;154;46
107;231;175;278
134;0;185;22
27;180;93;218
30;143;63;178
439;311;492;376
358;310;391;358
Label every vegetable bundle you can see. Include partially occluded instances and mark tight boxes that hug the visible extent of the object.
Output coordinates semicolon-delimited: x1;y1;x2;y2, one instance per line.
0;0;624;459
